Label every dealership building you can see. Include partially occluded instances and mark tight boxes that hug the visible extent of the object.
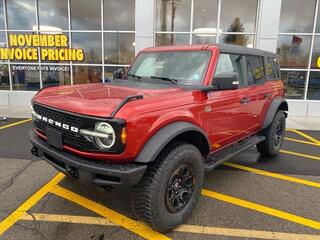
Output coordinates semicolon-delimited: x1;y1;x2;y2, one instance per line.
0;0;319;117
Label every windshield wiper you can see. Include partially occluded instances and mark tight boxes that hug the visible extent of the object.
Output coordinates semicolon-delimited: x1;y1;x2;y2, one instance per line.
150;76;179;85
127;73;141;82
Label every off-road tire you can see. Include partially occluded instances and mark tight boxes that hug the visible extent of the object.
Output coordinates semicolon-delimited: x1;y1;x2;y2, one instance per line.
257;110;286;156
132;142;204;233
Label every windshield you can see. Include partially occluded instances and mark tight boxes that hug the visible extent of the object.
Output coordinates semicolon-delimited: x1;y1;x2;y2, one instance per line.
128;51;211;85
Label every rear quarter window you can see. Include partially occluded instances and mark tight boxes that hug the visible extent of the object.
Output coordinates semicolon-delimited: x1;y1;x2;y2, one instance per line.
266;57;280;80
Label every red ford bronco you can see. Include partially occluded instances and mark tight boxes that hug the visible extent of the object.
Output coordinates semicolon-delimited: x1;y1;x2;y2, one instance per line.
30;44;288;232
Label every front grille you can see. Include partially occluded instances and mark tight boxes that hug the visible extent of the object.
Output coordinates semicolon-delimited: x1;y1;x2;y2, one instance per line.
33;103;100;149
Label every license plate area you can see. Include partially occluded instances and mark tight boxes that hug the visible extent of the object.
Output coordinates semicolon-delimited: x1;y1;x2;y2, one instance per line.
46;127;63;150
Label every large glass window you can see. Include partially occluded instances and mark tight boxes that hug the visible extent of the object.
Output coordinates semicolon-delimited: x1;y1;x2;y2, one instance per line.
7;0;36;30
220;0;257;33
38;0;69;30
70;0;101;30
42;65;71;87
72;33;102;64
104;0;135;31
155;0;191;32
0;64;10;90
279;0;316;33
193;0;218;31
0;1;4;29
73;66;102;85
219;34;254;48
307;72;320;100
155;33;190;46
11;65;40;91
281;71;306;100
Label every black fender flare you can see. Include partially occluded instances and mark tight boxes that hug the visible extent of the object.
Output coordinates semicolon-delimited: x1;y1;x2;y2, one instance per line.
135;121;211;163
262;98;288;129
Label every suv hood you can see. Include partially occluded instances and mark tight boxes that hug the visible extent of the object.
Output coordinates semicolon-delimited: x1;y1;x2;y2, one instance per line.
33;83;183;118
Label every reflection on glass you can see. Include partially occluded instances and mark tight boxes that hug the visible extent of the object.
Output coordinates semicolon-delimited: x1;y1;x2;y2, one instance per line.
155;33;189;46
219;34;254;47
104;0;135;31
0;65;10;90
11;65;40;90
192;35;216;44
220;0;257;32
104;66;126;82
73;66;102;84
39;0;68;30
311;36;320;69
104;33;135;65
42;65;71;87
156;0;191;32
0;32;7;48
72;33;102;64
70;0;101;30
277;35;311;69
193;0;218;31
281;71;306;99
0;1;4;29
280;0;315;33
8;32;38;63
7;0;36;30
307;72;320;100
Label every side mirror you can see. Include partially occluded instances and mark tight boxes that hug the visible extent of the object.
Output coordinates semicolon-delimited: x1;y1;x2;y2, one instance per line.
113;68;125;80
212;72;240;90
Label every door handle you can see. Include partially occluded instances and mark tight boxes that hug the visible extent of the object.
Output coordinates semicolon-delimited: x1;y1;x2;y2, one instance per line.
264;92;272;98
240;97;251;104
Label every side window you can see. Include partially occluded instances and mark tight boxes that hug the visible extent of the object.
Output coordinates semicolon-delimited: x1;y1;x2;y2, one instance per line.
214;53;244;86
246;55;265;85
266;57;280;80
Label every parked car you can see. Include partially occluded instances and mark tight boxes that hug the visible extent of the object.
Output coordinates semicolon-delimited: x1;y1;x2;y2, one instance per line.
30;44;288;232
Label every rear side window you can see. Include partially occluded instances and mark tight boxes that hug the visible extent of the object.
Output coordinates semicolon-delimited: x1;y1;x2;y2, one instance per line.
266;57;280;80
214;53;244;86
246;55;265;85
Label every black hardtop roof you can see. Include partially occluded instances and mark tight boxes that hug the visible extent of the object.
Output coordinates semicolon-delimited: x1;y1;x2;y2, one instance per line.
217;44;277;57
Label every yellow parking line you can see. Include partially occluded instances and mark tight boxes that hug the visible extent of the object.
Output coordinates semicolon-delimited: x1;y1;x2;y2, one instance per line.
20;213;320;240
201;189;320;230
287;129;320;145
0;118;32;130
284;137;320;147
223;162;320;189
280;150;320;161
50;185;170;240
0;173;65;236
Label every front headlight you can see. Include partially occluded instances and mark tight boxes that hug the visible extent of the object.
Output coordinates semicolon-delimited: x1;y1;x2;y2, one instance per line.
94;122;116;149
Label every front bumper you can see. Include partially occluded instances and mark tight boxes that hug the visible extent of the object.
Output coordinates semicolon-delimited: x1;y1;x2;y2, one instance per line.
29;130;147;188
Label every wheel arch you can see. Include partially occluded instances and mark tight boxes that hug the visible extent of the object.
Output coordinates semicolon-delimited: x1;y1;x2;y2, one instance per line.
262;98;288;130
135;121;211;163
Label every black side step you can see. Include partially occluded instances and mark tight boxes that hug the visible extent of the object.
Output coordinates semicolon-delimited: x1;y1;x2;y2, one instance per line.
204;135;265;171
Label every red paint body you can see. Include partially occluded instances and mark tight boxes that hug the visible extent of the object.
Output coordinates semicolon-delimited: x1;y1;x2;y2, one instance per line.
33;45;284;163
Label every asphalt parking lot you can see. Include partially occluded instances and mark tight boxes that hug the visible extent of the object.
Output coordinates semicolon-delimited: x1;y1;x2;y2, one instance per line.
0;118;319;240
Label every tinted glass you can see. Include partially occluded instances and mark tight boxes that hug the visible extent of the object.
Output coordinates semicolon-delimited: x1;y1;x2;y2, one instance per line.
39;0;68;30
72;33;102;64
214;54;244;86
220;0;257;32
156;0;191;32
193;0;218;31
71;0;101;30
129;51;211;85
246;56;265;85
281;70;306;99
42;65;71;87
0;1;4;29
73;66;102;85
307;72;320;100
104;33;135;65
219;34;254;48
155;33;190;46
104;0;135;31
0;64;10;90
277;35;311;69
7;0;36;30
266;57;279;80
280;0;316;33
11;65;40;90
